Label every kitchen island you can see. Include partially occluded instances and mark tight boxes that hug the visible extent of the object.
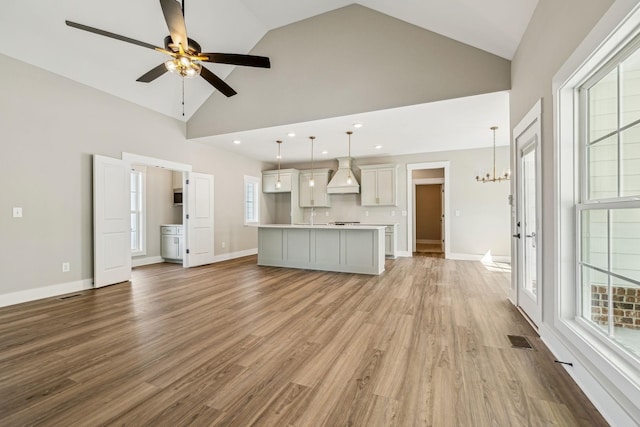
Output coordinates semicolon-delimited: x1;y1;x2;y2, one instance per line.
258;224;386;275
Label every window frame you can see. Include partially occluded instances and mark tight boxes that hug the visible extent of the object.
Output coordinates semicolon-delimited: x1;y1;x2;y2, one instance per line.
130;166;147;256
244;175;260;226
554;3;640;394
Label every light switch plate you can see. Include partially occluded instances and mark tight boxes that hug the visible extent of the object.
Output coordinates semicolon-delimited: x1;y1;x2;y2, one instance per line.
13;207;23;218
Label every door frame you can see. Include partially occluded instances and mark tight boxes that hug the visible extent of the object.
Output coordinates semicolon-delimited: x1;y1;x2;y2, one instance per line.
511;99;543;326
121;152;192;268
406;161;451;258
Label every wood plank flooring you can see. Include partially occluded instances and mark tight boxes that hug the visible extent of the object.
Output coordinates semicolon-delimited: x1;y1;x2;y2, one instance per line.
0;255;607;426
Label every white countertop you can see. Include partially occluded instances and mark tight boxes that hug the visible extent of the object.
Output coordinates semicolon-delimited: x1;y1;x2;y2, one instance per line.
160;224;183;227
259;224;386;230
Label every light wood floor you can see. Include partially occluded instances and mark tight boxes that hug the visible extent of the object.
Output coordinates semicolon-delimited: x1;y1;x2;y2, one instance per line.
0;256;606;426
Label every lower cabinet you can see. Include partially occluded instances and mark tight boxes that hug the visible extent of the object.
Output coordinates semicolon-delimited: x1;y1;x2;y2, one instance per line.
384;224;397;258
161;225;184;262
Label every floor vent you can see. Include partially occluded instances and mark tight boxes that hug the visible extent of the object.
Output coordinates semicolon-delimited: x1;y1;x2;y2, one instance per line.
507;334;534;350
57;293;85;301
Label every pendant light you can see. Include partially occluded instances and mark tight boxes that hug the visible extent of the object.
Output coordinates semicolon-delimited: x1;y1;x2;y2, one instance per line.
309;136;315;187
346;131;353;185
476;126;510;183
275;140;282;189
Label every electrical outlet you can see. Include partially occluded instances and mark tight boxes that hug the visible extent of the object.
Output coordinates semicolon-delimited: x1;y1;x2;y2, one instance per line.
221;241;226;248
325;211;329;217
13;207;23;218
365;211;369;217
391;210;396;216
62;262;70;272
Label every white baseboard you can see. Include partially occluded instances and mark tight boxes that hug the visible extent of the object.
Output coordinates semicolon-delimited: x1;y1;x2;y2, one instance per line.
416;239;441;244
396;251;412;257
212;248;258;263
0;278;94;308
448;252;511;263
132;255;163;267
539;324;637;427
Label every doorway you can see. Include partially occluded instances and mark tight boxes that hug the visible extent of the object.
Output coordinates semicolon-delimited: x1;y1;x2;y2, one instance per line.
513;100;542;327
414;181;444;255
93;152;215;288
406;161;450;258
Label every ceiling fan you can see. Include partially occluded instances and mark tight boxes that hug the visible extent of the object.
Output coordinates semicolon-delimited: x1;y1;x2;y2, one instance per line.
65;0;270;98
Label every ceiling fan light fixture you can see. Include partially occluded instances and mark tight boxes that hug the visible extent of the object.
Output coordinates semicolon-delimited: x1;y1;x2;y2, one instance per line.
164;56;201;78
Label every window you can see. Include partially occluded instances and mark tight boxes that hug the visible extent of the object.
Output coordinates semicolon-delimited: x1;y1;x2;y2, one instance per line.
244;175;260;225
577;36;640;358
130;166;146;255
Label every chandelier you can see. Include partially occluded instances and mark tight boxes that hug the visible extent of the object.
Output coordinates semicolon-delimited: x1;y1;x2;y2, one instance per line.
476;126;510;183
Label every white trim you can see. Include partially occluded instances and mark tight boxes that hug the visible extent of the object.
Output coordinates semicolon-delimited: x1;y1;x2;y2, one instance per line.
512;99;543;325
416;239;441;244
413;178;444;185
211;248;258;263
0;279;94;308
122;152;193;172
406;161;451;258
131;256;164;267
540;324;638;427
551;2;640;424
396;250;412;257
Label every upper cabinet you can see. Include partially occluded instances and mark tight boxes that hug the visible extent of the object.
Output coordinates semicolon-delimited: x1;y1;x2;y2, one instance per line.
262;169;298;193
172;171;183;189
359;164;398;206
299;169;332;207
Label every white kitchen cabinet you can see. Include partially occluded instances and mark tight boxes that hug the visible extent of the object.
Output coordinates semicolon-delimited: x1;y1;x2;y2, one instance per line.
262;168;298;193
359;164;398;206
384;224;398;258
161;225;183;262
299;169;332;207
172;171;183;189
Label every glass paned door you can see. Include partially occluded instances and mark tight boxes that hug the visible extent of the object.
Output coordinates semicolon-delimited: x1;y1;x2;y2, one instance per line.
516;123;542;327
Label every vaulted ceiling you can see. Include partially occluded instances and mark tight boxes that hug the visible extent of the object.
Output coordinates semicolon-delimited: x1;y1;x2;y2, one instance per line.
0;1;537;161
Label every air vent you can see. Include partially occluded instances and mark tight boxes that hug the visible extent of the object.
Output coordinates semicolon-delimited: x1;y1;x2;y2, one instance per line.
57;293;85;301
507;334;534;350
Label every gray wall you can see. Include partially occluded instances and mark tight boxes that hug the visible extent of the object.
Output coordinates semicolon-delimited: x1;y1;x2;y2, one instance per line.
188;4;511;138
0;53;269;296
282;145;511;257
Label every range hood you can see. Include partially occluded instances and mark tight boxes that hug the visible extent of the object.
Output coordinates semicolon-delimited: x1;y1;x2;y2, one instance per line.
327;157;360;194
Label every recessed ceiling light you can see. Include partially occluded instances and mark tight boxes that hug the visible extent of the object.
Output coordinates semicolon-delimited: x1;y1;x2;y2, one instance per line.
322;150;328;155
375;144;382;149
232;140;241;144
287;132;296;137
353;123;363;129
276;155;282;159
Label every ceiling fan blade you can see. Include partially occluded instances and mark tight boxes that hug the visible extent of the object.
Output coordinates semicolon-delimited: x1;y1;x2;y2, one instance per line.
65;20;161;51
159;0;188;50
200;67;237;97
202;53;271;68
136;63;168;83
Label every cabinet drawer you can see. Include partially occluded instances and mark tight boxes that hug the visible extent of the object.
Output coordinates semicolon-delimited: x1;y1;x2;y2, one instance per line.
161;226;176;235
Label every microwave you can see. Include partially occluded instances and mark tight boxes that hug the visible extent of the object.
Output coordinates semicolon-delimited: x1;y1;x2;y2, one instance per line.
173;189;183;205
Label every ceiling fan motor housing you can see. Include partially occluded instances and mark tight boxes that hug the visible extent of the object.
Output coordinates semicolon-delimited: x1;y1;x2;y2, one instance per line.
164;35;201;55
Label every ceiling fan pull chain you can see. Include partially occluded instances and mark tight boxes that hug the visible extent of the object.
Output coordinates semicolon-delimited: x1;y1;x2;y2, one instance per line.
182;76;185;117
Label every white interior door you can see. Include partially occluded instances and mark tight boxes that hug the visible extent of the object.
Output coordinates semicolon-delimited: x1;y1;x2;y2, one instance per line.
93;155;131;288
515;124;542;326
186;172;215;267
